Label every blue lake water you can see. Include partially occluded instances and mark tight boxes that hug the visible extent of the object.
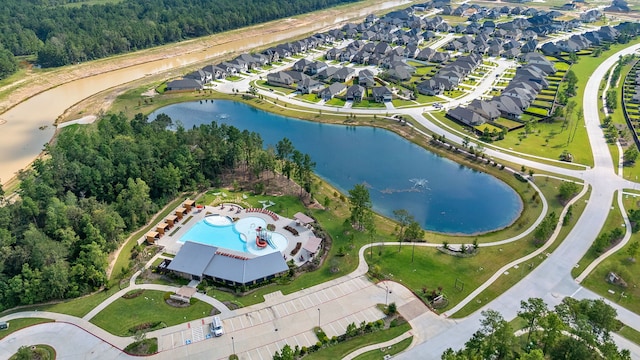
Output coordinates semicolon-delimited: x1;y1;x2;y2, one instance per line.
150;100;522;234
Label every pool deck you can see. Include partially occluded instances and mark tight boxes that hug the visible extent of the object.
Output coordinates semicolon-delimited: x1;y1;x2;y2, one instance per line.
153;203;317;267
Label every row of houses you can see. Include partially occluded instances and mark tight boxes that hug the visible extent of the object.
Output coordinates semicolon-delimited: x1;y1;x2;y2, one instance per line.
541;26;619;55
267;65;393;102
417;53;483;95
446;52;557;126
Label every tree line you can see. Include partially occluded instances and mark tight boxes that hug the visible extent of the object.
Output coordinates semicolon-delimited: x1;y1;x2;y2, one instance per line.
0;112;313;310
0;0;359;74
443;297;630;360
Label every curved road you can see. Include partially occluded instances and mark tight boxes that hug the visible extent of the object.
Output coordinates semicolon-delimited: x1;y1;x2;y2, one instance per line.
396;43;640;359
3;31;640;360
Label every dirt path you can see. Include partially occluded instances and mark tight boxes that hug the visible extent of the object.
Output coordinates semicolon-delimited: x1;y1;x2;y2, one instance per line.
0;0;411;118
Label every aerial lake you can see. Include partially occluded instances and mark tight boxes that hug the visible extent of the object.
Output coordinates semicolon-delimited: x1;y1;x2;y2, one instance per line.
150;100;522;234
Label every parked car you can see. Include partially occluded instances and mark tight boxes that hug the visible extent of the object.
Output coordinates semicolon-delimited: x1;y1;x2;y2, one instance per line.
211;316;224;337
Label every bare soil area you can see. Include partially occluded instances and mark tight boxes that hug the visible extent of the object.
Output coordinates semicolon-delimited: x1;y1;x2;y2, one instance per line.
0;0;410;118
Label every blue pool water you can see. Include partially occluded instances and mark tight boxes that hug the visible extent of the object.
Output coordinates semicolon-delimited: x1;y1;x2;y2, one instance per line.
180;216;288;255
150;100;523;234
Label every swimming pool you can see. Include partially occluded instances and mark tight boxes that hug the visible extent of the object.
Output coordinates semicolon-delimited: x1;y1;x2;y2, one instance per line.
179;215;288;256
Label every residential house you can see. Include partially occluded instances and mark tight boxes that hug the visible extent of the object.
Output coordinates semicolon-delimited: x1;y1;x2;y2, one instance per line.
297;78;325;94
318;82;346;100
492;96;524;119
417;79;445;95
293;58;314;72
358;69;376;88
267;72;294;86
467;99;500;120
372;86;393;102
166;78;203;91
316;66;339;80
306;61;328;75
185;69;209;83
447;107;487;126
331;67;356;83
346;85;366;101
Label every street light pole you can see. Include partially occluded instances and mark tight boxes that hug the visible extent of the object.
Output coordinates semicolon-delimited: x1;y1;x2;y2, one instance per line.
384;283;389;305
317;308;321;328
232;336;236;355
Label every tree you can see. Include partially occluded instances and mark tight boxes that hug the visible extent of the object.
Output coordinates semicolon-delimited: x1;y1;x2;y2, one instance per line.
393;209;414;250
623;148;638;165
273;344;295;360
477;309;515;359
519;349;544;360
627;241;640;261
348;184;372;231
558;181;579;202
518;298;547;344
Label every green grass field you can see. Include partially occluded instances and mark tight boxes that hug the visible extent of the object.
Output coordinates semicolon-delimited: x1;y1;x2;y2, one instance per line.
580;193;640;314
325;98;346;107
90;290;214;336
352;100;386;108
353;337;413;360
0;318;54;340
304;323;411;360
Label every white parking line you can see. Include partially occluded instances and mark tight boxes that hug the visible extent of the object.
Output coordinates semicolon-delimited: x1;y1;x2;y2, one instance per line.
246;350;253;360
313;292;323;305
289;299;298;312
272;306;281;318
255;311;263;323
247;314;254;326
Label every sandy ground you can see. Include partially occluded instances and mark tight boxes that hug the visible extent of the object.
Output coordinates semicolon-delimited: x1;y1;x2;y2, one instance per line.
0;0;410;119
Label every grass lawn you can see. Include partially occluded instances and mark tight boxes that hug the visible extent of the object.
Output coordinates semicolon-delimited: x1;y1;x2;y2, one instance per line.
353;336;413;360
413;93;440;104
450;181;590;318
352;100;386;108
304;323;411;360
571;192;622;278
427;112;586;170
90;290;214;336
325;98;346;107
9;344;56;360
1;286;122;318
392;99;417;107
296;93;321;103
580;193;640;314
0;318;54;340
618;324;640;346
475;123;502;134
494;118;523;130
370;177;571;315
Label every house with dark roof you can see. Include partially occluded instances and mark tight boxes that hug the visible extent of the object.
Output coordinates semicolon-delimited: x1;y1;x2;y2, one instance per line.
358;69;376;88
297;78;325;94
267;72;295;86
417;79;445;96
166;78;203;91
332;67;356;83
346;85;366;102
447;107;487;126
467;99;500;121
316;66;339;80
319;83;346;100
372;86;393;102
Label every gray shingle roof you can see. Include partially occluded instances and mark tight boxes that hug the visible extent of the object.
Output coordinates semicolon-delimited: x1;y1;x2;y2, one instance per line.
204;252;288;284
167;241;218;275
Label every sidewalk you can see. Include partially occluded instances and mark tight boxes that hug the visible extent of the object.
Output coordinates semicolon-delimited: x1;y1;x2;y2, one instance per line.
343;331;413;360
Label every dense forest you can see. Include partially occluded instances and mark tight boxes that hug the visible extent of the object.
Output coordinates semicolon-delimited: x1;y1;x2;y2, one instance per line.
0;113;314;310
0;0;359;75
